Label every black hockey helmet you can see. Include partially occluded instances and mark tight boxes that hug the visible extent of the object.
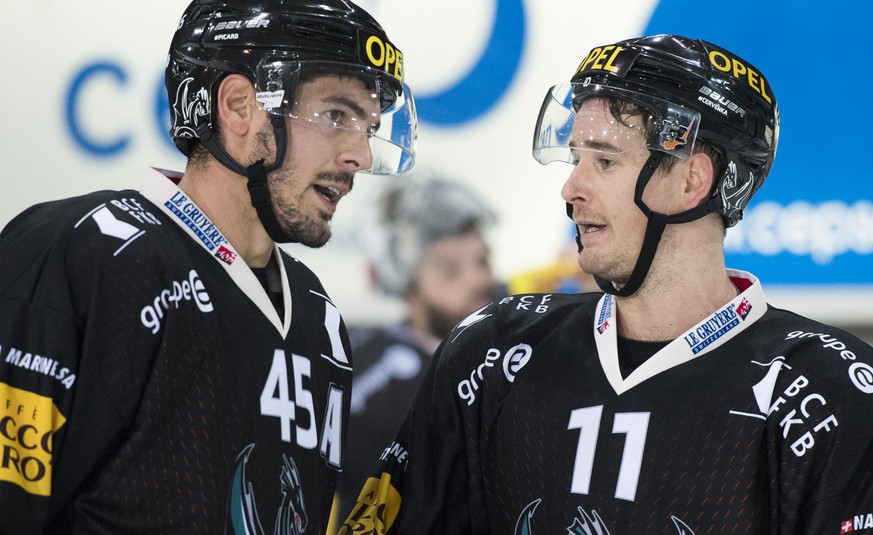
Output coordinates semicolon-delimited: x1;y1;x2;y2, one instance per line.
533;35;779;296
534;34;779;227
166;0;416;175
165;0;416;243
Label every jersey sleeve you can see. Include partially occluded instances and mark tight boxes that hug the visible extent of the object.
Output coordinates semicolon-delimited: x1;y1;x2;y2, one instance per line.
805;463;873;535
0;292;81;532
0;201;157;533
338;306;500;534
769;327;873;534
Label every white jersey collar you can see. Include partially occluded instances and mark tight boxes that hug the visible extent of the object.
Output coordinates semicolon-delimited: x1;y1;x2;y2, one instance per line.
593;270;766;395
141;168;292;337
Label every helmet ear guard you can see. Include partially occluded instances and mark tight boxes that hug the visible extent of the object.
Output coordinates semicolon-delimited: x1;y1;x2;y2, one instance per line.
711;153;757;227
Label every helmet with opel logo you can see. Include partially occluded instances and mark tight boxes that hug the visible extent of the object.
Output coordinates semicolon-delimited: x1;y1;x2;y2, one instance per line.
166;0;416;176
534;34;779;228
533;34;779;297
165;0;417;244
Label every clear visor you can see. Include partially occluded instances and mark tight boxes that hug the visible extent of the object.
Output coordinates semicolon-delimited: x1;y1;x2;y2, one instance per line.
255;61;417;175
532;83;700;165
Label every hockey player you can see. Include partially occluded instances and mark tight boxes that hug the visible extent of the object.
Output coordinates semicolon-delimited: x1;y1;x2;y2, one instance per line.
339;35;873;534
333;173;500;521
0;0;416;533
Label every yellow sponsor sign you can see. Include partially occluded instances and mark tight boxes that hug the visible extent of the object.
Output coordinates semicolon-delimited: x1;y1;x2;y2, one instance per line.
0;383;67;496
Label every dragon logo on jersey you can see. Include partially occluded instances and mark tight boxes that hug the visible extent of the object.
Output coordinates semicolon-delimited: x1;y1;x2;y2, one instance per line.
226;444;308;535
513;500;697;534
514;498;540;535
567;506;610;534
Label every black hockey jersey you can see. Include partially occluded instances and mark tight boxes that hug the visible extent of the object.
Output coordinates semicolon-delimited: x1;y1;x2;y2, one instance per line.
0;169;352;534
340;271;873;534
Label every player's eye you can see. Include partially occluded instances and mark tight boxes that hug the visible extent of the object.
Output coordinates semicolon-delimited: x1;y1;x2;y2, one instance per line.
598;157;617;170
323;109;345;125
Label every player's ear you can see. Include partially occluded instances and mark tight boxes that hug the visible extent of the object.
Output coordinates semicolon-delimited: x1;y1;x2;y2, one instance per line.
684;151;714;210
215;74;259;140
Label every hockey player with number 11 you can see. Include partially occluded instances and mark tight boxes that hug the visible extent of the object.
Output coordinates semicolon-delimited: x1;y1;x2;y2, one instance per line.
340;35;873;534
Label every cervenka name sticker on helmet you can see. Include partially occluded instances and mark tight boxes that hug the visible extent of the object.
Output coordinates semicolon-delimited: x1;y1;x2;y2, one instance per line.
358;30;404;83
573;45;641;78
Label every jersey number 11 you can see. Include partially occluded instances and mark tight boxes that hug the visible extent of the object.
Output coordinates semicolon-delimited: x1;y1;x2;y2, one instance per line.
568;405;650;501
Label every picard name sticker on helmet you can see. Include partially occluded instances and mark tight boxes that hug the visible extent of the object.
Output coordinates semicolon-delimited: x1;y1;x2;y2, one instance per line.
707;49;772;105
573;45;639;78
359;31;404;83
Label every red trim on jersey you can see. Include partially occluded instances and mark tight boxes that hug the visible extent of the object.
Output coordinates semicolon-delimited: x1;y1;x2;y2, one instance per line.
730;275;754;293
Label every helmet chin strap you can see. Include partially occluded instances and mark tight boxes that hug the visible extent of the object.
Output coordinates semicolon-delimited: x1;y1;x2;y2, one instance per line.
570;151;715;297
196;115;293;243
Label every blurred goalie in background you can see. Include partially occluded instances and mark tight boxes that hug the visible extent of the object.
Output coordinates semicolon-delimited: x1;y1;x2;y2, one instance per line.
332;170;504;523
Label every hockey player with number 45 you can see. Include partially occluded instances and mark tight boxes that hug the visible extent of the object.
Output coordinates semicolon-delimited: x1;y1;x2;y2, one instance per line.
0;0;416;533
340;35;873;534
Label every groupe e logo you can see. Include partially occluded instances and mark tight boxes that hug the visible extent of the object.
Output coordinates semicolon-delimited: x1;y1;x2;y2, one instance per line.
140;269;213;334
457;343;533;406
